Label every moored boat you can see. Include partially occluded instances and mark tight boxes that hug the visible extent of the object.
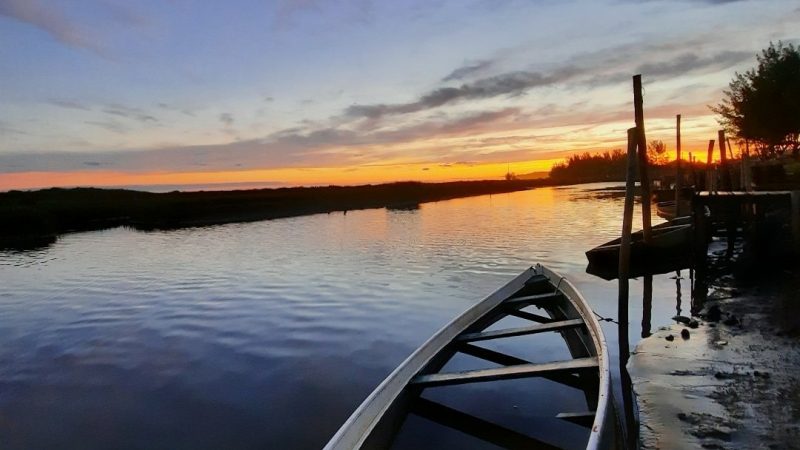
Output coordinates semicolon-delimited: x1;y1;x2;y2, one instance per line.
655;200;692;221
585;218;692;280
325;264;617;450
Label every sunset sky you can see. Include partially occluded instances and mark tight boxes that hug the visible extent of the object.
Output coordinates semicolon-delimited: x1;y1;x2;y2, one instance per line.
1;0;798;190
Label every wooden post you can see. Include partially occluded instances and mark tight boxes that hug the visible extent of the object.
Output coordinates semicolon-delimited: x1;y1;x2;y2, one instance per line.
706;140;715;191
675;114;682;217
692;194;709;310
619;127;638;449
719;130;732;191
727;137;735;161
620;128;638;283
792;191;800;253
641;275;653;339
633;75;652;243
743;151;752;192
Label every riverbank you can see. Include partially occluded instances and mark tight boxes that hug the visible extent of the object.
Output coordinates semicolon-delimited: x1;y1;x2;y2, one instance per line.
629;248;800;449
0;179;551;249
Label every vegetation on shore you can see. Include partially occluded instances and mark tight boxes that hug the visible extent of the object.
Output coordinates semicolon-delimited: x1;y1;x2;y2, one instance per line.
0;180;551;248
712;41;800;158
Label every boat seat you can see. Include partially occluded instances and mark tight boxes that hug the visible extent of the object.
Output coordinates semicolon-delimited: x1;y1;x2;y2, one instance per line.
409;357;599;387
455;319;585;343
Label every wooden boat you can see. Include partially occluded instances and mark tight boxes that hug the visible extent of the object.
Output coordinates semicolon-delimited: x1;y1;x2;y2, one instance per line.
651;187;694;203
585;218;692;280
325;264;616;450
655;200;692;221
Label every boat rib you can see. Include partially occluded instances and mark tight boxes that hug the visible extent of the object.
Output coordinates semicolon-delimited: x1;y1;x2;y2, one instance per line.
409;357;599;387
455;318;585;342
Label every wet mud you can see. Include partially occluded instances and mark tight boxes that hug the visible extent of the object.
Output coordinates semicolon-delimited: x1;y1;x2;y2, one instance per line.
629;262;800;449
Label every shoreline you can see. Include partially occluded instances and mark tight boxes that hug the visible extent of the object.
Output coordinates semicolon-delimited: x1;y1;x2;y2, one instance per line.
1;179;572;250
629;249;800;449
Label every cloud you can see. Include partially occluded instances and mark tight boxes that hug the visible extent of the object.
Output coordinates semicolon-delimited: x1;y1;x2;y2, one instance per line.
0;0;100;53
0;121;27;135
103;104;158;123
84;120;129;134
635;50;752;79
343;45;754;122
345;70;568;119
441;60;493;82
48;98;91;111
273;0;373;28
1;107;529;174
219;113;234;127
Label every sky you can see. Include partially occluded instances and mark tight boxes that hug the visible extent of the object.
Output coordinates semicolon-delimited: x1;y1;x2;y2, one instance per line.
0;0;798;190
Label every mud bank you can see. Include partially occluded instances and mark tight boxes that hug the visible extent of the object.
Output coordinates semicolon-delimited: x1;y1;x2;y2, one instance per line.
629;262;800;449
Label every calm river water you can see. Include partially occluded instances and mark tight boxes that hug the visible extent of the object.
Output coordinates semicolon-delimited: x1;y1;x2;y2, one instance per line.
0;183;691;449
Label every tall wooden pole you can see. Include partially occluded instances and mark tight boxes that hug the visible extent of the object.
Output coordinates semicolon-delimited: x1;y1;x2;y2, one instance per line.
706;140;715;165
706;139;715;191
620;128;638;288
619;128;638;449
727;138;735;161
719;130;732;190
633;75;652;242
675;114;682;217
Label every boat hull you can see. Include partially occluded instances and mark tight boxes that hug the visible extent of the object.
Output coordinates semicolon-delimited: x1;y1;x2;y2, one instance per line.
585;221;693;280
324;265;617;450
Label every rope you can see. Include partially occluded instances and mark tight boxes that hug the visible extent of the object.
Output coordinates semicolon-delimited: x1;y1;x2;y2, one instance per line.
593;311;618;324
553;276;566;293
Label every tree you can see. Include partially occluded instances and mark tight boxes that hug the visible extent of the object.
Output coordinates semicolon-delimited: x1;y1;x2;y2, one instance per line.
711;42;800;158
647;140;669;165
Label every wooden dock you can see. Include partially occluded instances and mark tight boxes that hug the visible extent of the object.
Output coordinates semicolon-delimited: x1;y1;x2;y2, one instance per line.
692;191;800;302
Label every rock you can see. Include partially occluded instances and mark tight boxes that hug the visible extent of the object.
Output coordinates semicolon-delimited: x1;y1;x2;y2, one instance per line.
666;335;675;341
713;340;728;346
681;329;690;339
705;305;722;322
723;315;740;326
673;315;692;325
689;319;699;329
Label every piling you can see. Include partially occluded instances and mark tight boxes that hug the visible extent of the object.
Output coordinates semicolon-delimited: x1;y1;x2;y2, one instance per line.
675;114;682;216
719;130;732;191
706;140;715;191
633;75;652;243
792;191;800;253
618;127;638;449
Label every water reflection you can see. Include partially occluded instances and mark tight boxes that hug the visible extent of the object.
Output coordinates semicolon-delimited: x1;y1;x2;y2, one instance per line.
641;275;653;339
0;183;695;449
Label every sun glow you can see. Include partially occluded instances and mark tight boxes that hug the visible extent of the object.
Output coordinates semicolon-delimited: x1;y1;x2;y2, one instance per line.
0;159;562;191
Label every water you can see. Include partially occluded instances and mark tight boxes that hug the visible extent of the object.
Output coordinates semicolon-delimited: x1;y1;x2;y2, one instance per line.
0;183;691;449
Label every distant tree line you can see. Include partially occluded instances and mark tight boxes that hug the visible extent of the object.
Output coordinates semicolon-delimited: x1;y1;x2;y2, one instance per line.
549;149;628;183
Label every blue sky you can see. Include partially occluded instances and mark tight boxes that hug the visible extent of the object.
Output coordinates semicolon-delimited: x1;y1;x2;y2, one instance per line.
0;0;798;188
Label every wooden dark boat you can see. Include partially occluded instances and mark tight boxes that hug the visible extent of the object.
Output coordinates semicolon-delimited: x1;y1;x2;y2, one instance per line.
651;187;694;203
325;264;616;450
585;218;692;280
655;200;692;221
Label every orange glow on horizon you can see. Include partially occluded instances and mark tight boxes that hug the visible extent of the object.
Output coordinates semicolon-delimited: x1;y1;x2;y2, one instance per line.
0;159;563;191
